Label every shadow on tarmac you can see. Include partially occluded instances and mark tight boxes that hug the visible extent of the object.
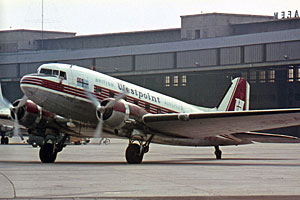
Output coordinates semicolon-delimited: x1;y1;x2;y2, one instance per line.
0;157;298;167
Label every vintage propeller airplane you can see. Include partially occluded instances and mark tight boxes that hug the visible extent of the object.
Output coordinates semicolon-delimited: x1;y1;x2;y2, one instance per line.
0;63;299;163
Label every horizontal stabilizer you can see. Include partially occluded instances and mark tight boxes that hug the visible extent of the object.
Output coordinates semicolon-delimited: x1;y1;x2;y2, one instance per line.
233;132;300;143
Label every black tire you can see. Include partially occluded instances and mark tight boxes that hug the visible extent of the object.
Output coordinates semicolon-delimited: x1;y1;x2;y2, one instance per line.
4;137;9;144
39;143;57;163
1;137;4;144
125;144;144;164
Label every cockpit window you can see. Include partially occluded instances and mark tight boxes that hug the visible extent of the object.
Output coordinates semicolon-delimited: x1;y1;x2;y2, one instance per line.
59;71;67;80
39;68;67;80
40;68;52;75
53;70;59;76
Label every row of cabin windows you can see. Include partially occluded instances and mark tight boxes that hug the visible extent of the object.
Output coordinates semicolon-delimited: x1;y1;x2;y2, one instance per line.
39;68;67;80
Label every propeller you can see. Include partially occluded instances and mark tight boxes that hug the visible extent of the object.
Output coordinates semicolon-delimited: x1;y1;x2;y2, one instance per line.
84;90;126;140
9;96;28;141
0;83;26;141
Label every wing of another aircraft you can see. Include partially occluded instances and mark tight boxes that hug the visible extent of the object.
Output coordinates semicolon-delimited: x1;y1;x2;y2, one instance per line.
142;109;300;138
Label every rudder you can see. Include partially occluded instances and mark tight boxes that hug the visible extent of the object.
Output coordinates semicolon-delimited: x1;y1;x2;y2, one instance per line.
217;78;250;111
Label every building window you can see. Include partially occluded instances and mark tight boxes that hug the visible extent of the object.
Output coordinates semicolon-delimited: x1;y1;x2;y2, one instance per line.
268;70;275;83
181;75;187;86
297;68;300;82
259;71;266;83
241;71;248;80
249;71;257;83
173;76;179;87
165;76;170;87
195;30;200;39
289;67;294;82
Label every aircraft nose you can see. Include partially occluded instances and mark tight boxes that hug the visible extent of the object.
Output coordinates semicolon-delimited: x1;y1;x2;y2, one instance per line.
20;75;39;97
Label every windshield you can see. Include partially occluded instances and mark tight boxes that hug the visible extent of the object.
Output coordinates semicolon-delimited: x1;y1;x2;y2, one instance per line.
40;68;52;75
39;68;67;80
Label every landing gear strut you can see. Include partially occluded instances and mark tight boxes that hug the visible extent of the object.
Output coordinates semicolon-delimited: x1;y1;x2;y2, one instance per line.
214;145;222;159
125;135;153;164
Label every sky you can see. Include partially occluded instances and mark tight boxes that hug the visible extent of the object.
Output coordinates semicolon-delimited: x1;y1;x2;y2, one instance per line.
0;0;299;35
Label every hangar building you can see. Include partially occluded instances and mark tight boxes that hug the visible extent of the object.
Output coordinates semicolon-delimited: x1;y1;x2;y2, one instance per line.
1;13;300;117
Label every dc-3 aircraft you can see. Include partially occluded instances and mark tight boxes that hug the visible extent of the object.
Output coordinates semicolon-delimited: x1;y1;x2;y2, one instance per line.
0;63;299;163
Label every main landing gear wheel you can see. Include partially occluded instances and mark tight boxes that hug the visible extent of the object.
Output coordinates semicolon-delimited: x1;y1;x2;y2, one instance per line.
126;144;144;164
39;143;57;163
1;137;9;144
214;145;222;159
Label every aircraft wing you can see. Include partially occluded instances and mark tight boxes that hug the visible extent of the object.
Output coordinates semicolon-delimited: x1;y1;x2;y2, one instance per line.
142;109;300;139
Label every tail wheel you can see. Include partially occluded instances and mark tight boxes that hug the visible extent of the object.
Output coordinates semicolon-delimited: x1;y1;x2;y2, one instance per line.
125;144;144;164
39;143;57;163
214;146;222;159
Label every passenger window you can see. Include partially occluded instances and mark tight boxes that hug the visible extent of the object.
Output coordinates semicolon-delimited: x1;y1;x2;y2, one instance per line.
59;71;67;80
95;87;102;94
145;104;150;111
109;92;115;98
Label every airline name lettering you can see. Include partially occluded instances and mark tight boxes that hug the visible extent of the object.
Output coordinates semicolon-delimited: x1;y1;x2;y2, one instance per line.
118;83;160;103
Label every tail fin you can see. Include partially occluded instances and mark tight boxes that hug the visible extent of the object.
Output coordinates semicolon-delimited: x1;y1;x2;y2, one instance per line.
217;77;250;111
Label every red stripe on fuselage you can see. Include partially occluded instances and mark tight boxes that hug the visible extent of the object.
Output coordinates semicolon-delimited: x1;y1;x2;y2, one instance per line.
21;77;177;114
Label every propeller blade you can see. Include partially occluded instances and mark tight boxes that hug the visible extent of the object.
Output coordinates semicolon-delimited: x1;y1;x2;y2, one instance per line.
0;88;12;110
17;96;28;108
84;90;100;108
12;113;24;141
105;92;126;108
0;96;12;109
93;116;103;139
1;84;26;141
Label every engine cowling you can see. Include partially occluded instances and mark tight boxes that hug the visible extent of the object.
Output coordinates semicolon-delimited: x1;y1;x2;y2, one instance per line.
97;98;148;129
11;99;56;129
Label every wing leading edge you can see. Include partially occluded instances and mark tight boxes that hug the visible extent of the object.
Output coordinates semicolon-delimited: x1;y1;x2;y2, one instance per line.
142;109;300;139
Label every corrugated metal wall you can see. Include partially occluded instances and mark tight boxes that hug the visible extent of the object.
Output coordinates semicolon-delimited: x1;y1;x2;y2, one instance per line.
177;49;217;68
244;44;264;63
266;41;300;61
0;64;18;78
135;53;174;71
20;62;43;76
96;56;132;72
61;59;93;69
220;47;241;65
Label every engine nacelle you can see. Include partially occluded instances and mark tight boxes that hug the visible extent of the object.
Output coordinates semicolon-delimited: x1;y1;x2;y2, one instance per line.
97;98;148;129
11;99;55;129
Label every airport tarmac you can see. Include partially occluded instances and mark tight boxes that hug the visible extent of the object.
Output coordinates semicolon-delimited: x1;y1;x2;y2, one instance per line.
0;139;299;199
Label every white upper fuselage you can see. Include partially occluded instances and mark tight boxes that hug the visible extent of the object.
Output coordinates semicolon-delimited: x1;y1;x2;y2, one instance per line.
20;64;211;123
